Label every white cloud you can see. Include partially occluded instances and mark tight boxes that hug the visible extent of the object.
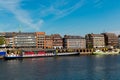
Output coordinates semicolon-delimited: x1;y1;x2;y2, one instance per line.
40;0;85;20
93;0;103;8
0;0;85;31
0;0;44;31
56;0;85;19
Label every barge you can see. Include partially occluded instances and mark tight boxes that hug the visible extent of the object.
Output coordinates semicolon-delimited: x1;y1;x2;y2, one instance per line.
4;49;79;60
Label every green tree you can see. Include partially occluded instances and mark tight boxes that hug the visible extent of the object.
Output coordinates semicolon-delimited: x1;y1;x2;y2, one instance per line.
87;43;93;49
0;36;6;45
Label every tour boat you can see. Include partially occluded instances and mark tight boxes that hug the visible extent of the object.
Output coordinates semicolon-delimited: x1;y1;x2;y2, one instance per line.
4;50;79;60
4;51;54;60
92;49;120;55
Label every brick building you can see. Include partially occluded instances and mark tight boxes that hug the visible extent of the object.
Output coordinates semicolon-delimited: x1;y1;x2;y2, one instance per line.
36;32;45;49
118;35;120;48
63;35;86;49
85;33;105;48
102;33;118;48
51;34;63;49
45;35;53;49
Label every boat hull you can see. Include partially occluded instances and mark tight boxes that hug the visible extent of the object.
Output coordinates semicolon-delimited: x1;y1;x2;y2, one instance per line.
4;56;22;60
22;54;55;58
4;52;79;60
92;52;119;55
56;52;79;56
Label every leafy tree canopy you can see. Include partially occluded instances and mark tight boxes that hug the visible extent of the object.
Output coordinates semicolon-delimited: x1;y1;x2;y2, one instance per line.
0;36;5;45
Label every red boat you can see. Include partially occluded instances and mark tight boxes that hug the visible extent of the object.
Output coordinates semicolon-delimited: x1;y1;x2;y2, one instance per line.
22;51;55;58
4;49;79;60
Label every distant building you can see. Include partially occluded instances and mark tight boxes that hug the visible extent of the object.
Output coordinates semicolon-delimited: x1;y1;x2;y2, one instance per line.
14;32;36;48
118;35;120;48
0;32;6;37
85;33;105;48
45;35;53;49
63;35;86;49
0;32;14;48
0;32;46;49
36;32;45;49
102;33;118;48
51;34;63;49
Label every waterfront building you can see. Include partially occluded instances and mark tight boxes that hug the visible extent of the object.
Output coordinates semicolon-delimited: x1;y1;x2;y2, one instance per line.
0;32;7;48
0;32;46;49
102;33;118;48
0;32;6;37
51;34;63;49
118;35;120;48
85;33;105;48
63;35;86;49
36;32;45;49
45;35;53;49
14;32;36;48
0;32;14;48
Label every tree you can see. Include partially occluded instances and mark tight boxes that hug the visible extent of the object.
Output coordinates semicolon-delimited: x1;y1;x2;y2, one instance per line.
87;43;93;48
0;36;6;45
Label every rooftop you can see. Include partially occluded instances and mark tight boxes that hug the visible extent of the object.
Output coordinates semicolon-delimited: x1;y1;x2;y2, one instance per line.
64;35;85;39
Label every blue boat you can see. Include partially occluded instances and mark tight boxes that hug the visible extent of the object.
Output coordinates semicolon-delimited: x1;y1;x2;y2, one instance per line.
4;53;22;60
0;51;6;58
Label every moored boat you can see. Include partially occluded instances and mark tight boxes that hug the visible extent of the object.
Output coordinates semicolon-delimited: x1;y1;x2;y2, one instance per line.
4;51;55;60
4;50;79;60
0;51;6;59
92;49;120;55
4;53;22;60
22;51;55;58
56;52;79;56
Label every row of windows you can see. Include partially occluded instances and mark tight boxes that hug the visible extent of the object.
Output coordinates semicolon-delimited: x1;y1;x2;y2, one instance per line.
53;44;63;46
15;40;36;42
15;45;36;46
15;38;36;39
15;42;36;44
68;46;85;48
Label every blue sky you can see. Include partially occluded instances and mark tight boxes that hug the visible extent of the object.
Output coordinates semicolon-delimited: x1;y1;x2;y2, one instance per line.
0;0;120;36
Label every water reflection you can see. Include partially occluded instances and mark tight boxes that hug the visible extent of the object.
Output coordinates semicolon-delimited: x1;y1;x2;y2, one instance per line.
0;55;120;80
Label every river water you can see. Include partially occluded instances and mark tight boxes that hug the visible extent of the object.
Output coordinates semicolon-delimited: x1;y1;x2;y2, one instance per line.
0;55;120;80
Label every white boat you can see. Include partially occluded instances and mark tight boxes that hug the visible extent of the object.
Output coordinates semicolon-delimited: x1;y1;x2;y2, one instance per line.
4;51;79;60
92;49;120;55
56;52;79;56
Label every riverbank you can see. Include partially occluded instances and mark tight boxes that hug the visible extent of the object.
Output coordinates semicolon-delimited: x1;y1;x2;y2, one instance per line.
0;48;120;60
